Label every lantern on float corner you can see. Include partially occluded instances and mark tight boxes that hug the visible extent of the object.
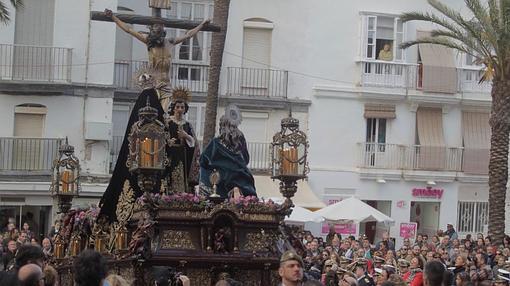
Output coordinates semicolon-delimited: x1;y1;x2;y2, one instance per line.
50;138;80;214
126;96;167;193
271;111;309;208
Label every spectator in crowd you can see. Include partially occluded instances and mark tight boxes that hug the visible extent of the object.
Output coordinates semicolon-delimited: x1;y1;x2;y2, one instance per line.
2;239;17;271
423;261;445;286
73;250;108;286
279;250;304;286
15;245;45;269
43;265;59;286
17;263;44;286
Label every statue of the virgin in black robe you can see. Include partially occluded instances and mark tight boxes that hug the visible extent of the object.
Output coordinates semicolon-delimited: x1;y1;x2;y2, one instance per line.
98;86;200;222
98;88;164;222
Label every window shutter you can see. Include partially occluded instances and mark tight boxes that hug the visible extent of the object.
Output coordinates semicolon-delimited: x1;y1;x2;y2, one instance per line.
14;113;44;137
242;28;272;68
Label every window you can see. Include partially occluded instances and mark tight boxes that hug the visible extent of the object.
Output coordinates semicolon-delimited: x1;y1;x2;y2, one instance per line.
185;103;206;139
366;118;386;144
457;201;488;234
364;118;386;166
167;1;212;64
362;15;405;61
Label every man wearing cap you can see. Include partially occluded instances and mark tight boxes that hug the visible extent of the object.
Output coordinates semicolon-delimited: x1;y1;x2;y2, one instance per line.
495;269;510;286
355;259;375;286
279;250;304;286
398;258;411;276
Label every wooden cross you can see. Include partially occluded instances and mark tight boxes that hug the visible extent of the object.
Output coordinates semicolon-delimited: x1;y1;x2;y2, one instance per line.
90;11;220;32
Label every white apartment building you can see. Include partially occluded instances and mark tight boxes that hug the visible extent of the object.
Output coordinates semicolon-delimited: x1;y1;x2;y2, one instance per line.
0;0;501;244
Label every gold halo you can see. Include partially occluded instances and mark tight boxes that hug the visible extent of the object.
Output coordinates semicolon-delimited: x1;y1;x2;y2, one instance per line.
171;86;192;103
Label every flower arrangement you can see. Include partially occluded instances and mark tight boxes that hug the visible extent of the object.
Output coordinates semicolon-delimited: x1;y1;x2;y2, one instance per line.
228;196;279;213
61;205;100;242
136;192;208;210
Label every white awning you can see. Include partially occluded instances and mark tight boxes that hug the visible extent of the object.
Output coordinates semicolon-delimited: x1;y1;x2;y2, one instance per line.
254;175;325;210
417;31;458;94
462;112;490;174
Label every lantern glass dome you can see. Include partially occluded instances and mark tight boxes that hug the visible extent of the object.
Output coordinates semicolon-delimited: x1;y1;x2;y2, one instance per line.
271;113;309;180
50;138;80;197
127;99;167;172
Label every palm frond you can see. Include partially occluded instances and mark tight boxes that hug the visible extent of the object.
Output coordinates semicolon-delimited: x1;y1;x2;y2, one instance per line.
400;11;463;35
400;37;470;54
487;0;501;34
0;1;11;24
10;0;23;8
427;0;494;62
429;29;487;58
464;0;499;49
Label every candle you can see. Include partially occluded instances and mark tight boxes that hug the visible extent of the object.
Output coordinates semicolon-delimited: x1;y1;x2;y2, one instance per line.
140;138;152;167
116;227;128;250
70;236;81;256
95;236;105;253
54;236;65;258
281;147;298;175
61;170;71;192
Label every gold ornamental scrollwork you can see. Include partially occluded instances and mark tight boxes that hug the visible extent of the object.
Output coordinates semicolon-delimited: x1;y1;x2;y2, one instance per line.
161;230;196;250
244;231;272;252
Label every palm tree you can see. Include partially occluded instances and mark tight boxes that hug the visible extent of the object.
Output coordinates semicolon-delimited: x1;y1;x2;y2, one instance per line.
401;0;510;244
202;0;230;147
0;0;22;24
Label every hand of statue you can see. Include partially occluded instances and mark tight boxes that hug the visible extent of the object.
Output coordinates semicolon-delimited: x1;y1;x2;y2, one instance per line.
179;276;191;286
104;9;113;18
169;138;177;145
177;130;189;140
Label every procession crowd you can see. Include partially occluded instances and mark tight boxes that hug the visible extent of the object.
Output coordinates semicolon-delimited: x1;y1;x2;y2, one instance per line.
279;224;510;286
2;216;510;286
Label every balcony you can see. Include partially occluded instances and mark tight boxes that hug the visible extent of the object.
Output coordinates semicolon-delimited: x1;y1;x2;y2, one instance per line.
113;60;209;93
358;142;468;172
359;60;492;94
226;67;288;98
360;60;418;89
458;67;492;93
0;137;63;172
109;136;271;173
0;44;72;83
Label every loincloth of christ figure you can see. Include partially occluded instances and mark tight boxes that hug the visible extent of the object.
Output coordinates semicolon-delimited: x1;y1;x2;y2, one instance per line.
104;8;210;112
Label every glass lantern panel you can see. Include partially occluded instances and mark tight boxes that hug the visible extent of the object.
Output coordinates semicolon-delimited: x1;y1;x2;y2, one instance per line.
139;137;163;168
271;144;282;177
60;166;77;194
281;142;299;176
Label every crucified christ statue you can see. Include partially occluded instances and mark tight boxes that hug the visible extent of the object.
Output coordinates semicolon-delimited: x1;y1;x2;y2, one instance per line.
105;9;210;111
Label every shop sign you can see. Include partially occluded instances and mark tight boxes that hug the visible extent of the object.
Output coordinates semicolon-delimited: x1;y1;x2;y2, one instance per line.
399;222;417;239
412;187;444;199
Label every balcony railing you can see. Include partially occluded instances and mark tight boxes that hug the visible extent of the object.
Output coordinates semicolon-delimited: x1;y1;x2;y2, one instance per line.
113;60;209;93
358;142;466;172
359;60;493;93
458;67;492;93
226;67;288;98
110;136;271;172
0;137;63;171
360;60;418;89
0;44;72;83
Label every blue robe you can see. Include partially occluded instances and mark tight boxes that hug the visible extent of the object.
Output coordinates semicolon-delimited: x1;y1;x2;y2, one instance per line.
199;137;257;198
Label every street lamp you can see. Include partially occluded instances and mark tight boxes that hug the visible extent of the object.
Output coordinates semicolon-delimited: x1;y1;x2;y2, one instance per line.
50;138;80;214
126;97;168;193
271;111;309;209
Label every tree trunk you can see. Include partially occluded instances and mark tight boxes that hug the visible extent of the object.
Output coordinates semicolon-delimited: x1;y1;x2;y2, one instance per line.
202;0;230;147
488;78;510;246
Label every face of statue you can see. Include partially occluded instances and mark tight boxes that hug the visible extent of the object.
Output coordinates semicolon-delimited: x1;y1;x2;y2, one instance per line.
174;102;186;117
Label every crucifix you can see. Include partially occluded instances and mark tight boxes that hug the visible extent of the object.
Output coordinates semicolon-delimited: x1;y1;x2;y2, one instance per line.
91;1;220;112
